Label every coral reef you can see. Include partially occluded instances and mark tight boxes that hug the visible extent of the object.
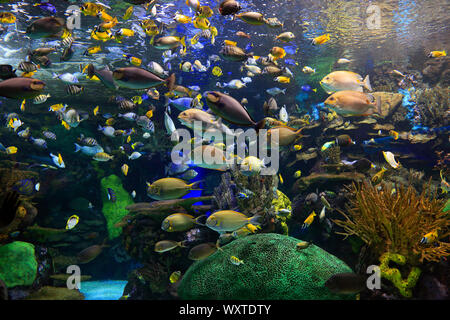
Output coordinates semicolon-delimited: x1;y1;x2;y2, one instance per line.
23;286;84;300
379;252;421;298
411;86;450;127
422;56;450;86
178;233;354;300
334;181;450;265
271;190;292;235
100;174;134;240
0;241;38;288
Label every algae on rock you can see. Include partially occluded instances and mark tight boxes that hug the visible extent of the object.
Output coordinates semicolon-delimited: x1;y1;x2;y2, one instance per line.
0;241;38;288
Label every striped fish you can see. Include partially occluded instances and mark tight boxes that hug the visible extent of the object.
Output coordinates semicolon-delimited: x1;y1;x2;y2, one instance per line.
107;188;116;202
66;84;84;95
42;130;56;140
33;93;51;104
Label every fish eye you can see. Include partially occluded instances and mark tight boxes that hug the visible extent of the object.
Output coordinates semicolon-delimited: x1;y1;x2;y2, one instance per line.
329;97;335;101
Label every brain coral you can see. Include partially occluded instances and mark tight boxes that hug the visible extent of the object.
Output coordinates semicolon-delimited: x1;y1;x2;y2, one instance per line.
178;233;354;300
0;241;38;288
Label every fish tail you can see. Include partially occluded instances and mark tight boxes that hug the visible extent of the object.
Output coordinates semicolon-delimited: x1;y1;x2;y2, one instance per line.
193;214;206;226
74;143;81;152
179;36;186;50
166;73;176;92
249;214;264;226
188;180;203;190
254;118;266;133
363;75;372;91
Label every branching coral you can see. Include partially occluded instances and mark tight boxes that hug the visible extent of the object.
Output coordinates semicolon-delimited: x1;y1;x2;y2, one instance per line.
334;180;450;265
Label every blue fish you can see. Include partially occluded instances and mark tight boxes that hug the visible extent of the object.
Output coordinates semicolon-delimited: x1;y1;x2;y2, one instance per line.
107;188;116;202
34;3;56;14
301;85;313;92
284;59;297;65
245;43;253;52
12;178;39;196
102;113;113;119
283;45;297;55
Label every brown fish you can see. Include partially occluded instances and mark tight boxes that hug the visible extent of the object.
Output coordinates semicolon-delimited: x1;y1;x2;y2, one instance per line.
112;67;175;91
219;0;242;16
188;242;218;260
219;45;252;61
204;91;265;130
324;91;381;117
236;31;251;39
267;126;304;146
154;240;186;253
235;12;265;25
77;242;109;264
325;273;366;294
0;77;46;99
26;17;67;39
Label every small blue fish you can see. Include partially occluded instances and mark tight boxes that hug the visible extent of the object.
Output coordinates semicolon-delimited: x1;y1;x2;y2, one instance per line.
102;113;113;119
283;45;297;55
301;85;315;92
107;188;116;202
284;59;297;65
245;43;253;52
34;3;56;14
237;192;250;200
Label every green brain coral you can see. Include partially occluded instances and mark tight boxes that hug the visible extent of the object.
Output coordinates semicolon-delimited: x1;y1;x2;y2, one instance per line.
0;241;38;288
178;233;354;300
100;174;134;240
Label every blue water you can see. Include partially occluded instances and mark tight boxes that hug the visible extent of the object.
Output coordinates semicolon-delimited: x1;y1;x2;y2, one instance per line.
79;280;128;300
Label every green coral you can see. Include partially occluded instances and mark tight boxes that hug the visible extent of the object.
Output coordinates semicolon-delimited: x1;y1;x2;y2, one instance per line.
379;252;421;298
100;174;134;240
178;233;354;300
0;241;38;288
272;190;292;235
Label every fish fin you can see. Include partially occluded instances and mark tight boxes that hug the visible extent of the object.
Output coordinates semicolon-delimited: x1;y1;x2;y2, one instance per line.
193;214;206;226
188;180;203;190
74;143;81;152
166;73;176;92
363;75;372;91
254;118;266;133
249;214;264;226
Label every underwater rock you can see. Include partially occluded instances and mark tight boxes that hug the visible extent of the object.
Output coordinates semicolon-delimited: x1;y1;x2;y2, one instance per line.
22;225;67;243
24;286;84;300
178;233;354;300
294;172;365;192
49;274;92;287
0;241;38;288
371;92;404;119
0;278;7;300
422;56;450;85
100;174;134;240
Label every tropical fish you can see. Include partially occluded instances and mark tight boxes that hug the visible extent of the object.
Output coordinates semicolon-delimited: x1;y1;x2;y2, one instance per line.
154;240;186;252
169;271;182;283
206;210;262;233
382;151;400;169
301;211;316;230
147;178;201;200
188;243;219;260
66;215;79;230
161;213;200;232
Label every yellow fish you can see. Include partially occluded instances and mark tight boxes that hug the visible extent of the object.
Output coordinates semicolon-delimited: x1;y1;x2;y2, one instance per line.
20;99;26;112
196;6;213;18
124;55;142;66
212;66;222;77
294;170;301;178
97;10;114;22
66;215;79;230
224;40;237;46
117;28;134;37
123;6;133;20
49;103;66;112
193;17;210;30
389;130;399;140
293;144;302;151
85;45;102;56
0;12;16;24
5;146;17;154
91;29;114;42
121;164;129;176
278;173;284;184
428;50;446;58
21;71;36;78
81;3;106;16
131;96;143;105
371;167;387;185
105;118;116;126
146;109;154;119
174;13;191;24
126;135;131;143
312;33;330;45
61;120;70;130
420;230;438;244
57;153;64;166
93;106;99;116
169;271;181;283
230;256;244;265
302;211;316;229
274;76;290;83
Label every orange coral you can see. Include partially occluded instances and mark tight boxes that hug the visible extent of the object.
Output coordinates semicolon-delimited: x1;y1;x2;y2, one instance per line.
334;180;450;265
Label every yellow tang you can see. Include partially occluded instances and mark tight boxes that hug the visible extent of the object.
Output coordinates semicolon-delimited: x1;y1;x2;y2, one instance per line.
20;99;26;111
66;215;79;230
93;106;99;116
312;33;330;45
193;17;210;30
126;135;131;143
294;170;301;178
293;144;302;151
212;66;222;77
